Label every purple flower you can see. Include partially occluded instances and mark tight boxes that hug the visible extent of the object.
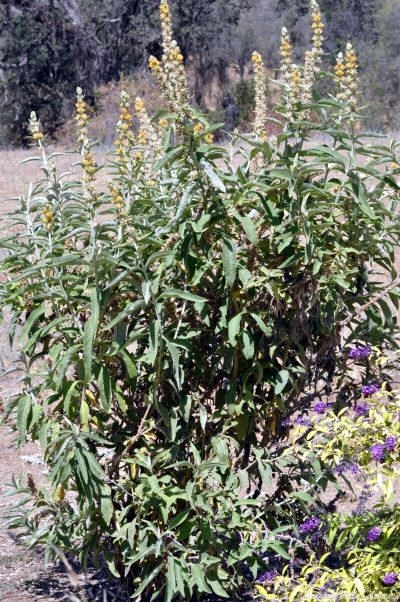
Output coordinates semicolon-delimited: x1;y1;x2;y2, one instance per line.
366;526;382;542
299;515;321;534
296;416;312;427
397;411;400;423
333;461;359;475
382;572;398;586
257;569;276;583
362;383;380;396
384;435;398;452
314;401;330;414
349;345;372;359
354;403;369;418
370;443;385;461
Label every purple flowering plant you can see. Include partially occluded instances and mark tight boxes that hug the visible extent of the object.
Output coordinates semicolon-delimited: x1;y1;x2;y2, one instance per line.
349;345;372;360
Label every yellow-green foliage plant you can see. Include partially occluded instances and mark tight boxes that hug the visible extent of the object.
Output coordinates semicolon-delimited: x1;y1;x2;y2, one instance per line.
2;1;400;600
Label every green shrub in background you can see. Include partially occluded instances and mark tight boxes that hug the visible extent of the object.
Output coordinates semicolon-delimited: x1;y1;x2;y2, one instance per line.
2;1;400;600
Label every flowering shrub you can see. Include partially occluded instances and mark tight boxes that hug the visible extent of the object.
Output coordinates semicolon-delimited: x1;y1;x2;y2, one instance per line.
2;1;400;600
255;353;400;600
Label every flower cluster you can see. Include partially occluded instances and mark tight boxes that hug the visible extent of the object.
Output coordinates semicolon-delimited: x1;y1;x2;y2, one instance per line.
354;402;369;418
332;460;359;475
362;383;380;397
384;435;398;452
366;526;382;542
257;569;277;584
75;87;96;202
299;515;321;534
301;0;324;109
28;111;44;142
296;415;312;427
135;97;162;156
114;90;135;175
314;401;330;414
251;51;269;172
252;51;268;144
335;42;359;117
148;1;189;122
370;443;384;461
382;572;398;586
348;345;372;359
369;436;397;462
42;205;54;232
280;26;293;78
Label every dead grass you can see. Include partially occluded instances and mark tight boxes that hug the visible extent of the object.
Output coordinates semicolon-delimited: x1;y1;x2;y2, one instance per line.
0;146;111;211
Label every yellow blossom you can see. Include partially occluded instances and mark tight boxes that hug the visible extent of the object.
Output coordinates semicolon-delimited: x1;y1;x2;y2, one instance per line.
194;123;204;135
148;55;161;72
28;111;45;142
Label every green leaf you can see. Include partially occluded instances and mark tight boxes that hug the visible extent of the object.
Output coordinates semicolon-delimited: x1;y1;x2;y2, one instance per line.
241;331;254;359
290;491;314;504
191;564;212;594
159;289;207;303
104;300;146;331
80;398;90;430
199;403;208;432
19;304;46;342
222;239;236;288
250;313;272;336
200;159;226;192
100;492;114;526
166;556;176;602
257;459;273;488
97;365;112;412
234;212;258;245
228;313;243;346
206;574;230;598
274;369;290;395
17;396;31;444
83;319;94;383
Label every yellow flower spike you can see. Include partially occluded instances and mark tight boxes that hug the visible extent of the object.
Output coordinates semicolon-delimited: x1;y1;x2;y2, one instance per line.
251;50;269;172
137;131;148;145
280;27;293;77
158;118;168;128
75;87;97;202
134;98;145;113
251;51;263;65
28;111;45;142
193;123;204;135
54;485;65;502
204;133;214;145
301;0;324;109
135;96;162;158
335;43;359;117
147;0;189;127
334;52;345;79
159;0;170;20
114;90;135;175
251;50;268;143
148;55;161;72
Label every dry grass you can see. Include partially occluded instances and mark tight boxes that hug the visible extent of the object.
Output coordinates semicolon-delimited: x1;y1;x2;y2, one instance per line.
0;146;111;210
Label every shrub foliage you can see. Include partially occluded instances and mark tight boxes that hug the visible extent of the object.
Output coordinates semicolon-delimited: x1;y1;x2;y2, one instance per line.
2;1;400;600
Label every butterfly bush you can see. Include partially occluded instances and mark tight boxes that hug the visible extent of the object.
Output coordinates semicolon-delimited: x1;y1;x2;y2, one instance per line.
2;1;400;601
